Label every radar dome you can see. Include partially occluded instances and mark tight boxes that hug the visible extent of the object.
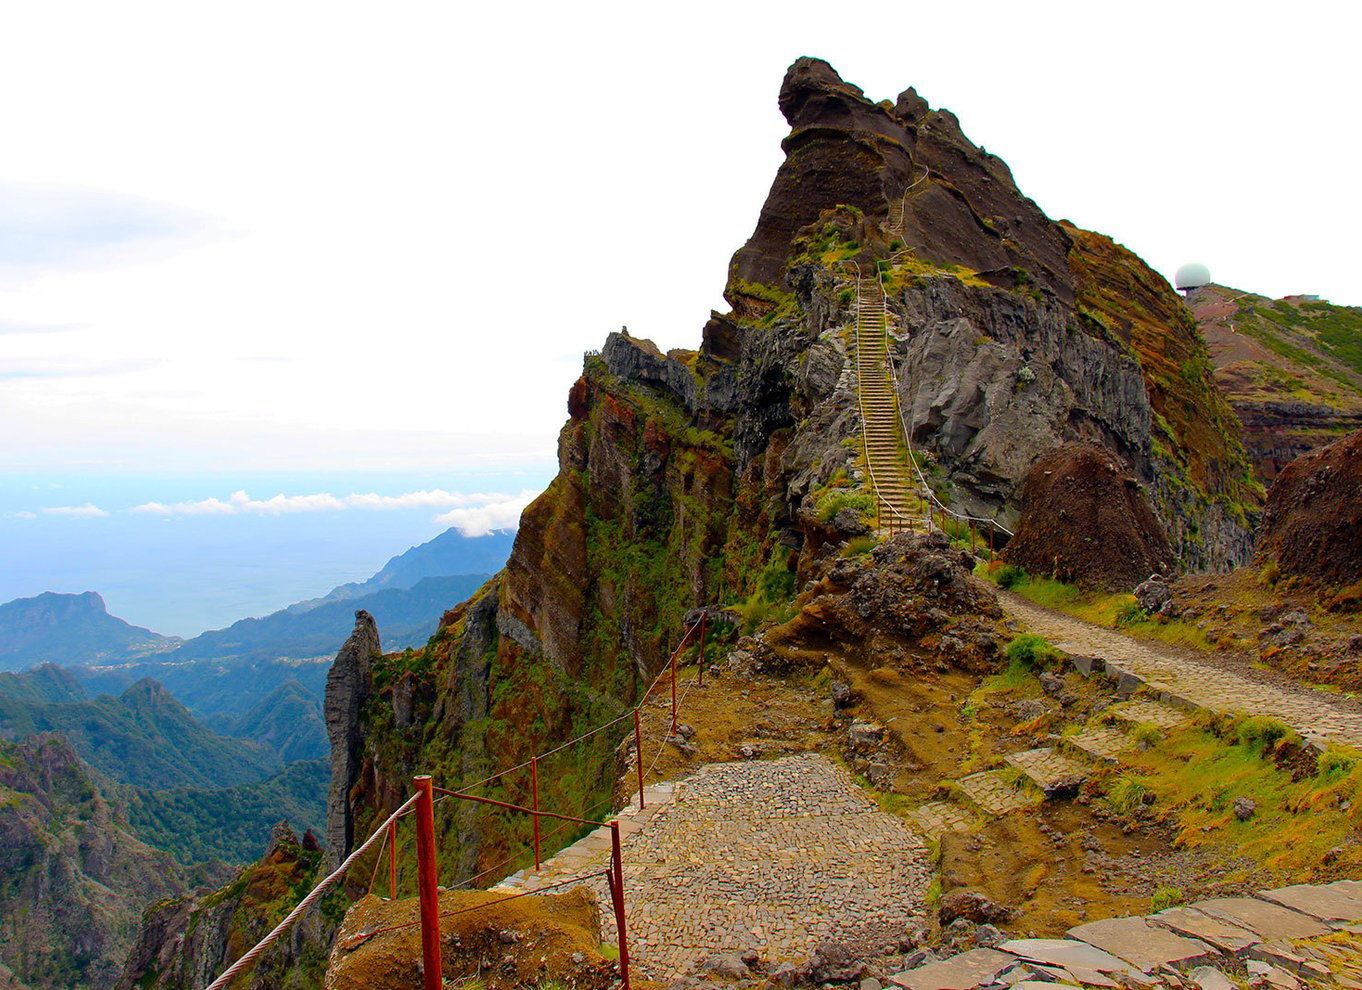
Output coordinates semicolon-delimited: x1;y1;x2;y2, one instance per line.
1175;262;1211;291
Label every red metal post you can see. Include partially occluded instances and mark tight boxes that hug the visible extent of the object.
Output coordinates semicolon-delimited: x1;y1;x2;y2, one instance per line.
413;775;442;990
609;821;631;990
388;819;398;899
670;643;678;735
530;756;541;870
698;614;707;687
633;708;645;810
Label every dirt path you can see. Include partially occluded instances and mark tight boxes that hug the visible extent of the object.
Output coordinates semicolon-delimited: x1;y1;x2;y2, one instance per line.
1000;590;1362;749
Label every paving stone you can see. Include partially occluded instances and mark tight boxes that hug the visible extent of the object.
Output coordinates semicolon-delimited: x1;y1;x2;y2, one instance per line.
1107;699;1190;731
1149;906;1262;953
1062;727;1133;764
909;802;972;840
1004;747;1088;795
1187;966;1237;990
955;769;1041;816
1257;884;1362;924
999;938;1139;975
510;754;931;982
1189;898;1330;941
1011;982;1082;990
1001;593;1362;750
888;948;1019;990
1067;917;1216;972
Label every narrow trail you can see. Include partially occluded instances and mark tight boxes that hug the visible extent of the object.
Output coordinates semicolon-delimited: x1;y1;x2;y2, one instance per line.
1000;590;1362;749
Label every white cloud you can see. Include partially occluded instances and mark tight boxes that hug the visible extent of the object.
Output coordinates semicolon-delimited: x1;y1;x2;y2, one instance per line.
344;489;502;511
134;490;347;516
10;511;37;519
435;490;538;537
41;503;107;518
130;488;541;527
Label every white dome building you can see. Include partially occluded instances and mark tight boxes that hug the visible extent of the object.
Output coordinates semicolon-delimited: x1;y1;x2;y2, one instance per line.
1175;262;1212;296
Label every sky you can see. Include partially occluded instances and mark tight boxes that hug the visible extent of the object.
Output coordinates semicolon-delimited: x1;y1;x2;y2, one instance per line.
1;1;1358;634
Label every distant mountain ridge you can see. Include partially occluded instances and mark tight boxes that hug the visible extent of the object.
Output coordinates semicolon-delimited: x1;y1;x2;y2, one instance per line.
0;672;282;789
0;591;179;672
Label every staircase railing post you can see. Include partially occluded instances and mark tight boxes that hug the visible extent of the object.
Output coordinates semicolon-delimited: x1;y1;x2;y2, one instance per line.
531;756;541;870
388;819;398;899
670;643;678;736
697;614;707;687
413;775;442;990
609;820;631;990
633;708;645;810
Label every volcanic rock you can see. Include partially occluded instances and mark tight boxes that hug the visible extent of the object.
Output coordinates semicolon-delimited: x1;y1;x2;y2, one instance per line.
1254;428;1362;586
1003;443;1175;591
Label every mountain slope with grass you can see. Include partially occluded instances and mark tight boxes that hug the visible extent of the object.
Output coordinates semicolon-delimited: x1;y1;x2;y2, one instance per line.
1191;283;1362;483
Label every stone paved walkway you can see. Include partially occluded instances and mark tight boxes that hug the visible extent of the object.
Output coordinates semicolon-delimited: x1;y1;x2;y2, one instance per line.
1001;592;1362;748
497;754;931;981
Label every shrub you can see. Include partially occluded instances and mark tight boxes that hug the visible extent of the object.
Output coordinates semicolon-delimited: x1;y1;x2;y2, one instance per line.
1130;723;1163;748
1318;749;1357;779
815;489;875;524
1259;560;1282;588
1235;715;1295;750
995;563;1025;590
1151;887;1184;912
1106;773;1152;815
1114;602;1147;627
1004;633;1062;668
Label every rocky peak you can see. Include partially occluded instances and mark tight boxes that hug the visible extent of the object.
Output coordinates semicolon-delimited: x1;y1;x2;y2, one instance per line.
729;57;1073;314
323;610;381;869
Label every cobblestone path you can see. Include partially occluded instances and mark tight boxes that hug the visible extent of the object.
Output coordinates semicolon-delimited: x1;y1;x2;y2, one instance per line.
497;754;931;981
1000;591;1362;748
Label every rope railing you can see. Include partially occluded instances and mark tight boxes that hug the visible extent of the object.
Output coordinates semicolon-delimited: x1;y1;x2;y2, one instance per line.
838;260;916;537
203;793;421;990
203;616;713;990
878;184;1013;552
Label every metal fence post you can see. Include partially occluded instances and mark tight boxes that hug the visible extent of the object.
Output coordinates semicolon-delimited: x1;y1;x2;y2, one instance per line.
609;821;631;990
670;644;678;736
531;756;541;870
633;708;645;810
388;819;398;899
413;775;442;990
698;615;707;687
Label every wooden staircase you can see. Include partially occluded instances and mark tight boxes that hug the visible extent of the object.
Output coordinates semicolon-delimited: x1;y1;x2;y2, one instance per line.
854;277;920;534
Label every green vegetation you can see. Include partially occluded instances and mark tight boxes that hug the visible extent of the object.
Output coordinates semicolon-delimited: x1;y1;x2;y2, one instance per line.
981;564;1214;651
815;489;875;525
1003;634;1062;668
1107;713;1362;875
123;759;329;865
1150;886;1184;911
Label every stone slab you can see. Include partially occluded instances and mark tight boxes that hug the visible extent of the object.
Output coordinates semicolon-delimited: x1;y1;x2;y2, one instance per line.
1004;748;1088;795
955;770;1040;816
1012;983;1081;990
1258;883;1362;923
1109;699;1189;731
1063;728;1132;765
889;949;1019;990
1188;965;1237;990
1190;897;1329;941
1150;906;1262;953
999;938;1138;975
1066;917;1215;972
909;802;972;840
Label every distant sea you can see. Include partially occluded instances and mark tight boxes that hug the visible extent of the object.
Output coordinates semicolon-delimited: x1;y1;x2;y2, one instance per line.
0;467;553;638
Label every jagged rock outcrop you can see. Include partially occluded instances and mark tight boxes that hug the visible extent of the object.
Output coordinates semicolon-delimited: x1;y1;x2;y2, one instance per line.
729;56;1257;566
116;824;328;990
0;735;188;990
323;610;380;869
1254;428;1362;585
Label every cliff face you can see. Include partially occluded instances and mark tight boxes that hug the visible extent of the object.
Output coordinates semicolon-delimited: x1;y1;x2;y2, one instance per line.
128;57;1271;987
0;735;188;990
319;59;1261;889
1254;428;1362;586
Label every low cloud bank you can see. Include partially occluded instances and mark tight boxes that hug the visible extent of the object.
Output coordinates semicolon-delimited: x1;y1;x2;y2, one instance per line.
129;487;538;532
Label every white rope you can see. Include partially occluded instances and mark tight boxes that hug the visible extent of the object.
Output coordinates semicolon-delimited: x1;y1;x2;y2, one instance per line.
202;793;421;990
